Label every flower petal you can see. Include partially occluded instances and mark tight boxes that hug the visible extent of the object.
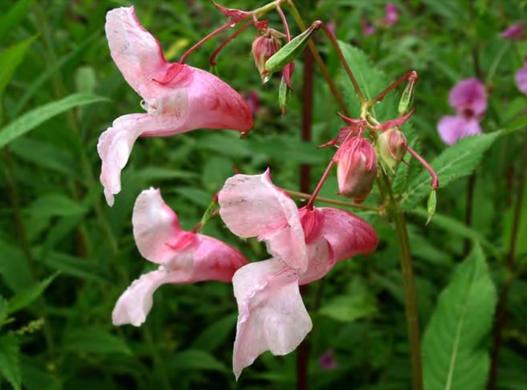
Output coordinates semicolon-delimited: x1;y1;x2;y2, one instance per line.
132;188;182;263
219;170;307;271
232;260;312;379
448;78;487;116
98;114;188;206
516;63;527;95
298;237;333;285
318;207;378;262
105;6;176;101
437;115;481;145
193;235;248;282
112;269;168;326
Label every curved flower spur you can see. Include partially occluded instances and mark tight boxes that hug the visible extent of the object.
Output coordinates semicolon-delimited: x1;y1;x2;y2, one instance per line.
112;188;247;327
99;7;253;206
218;170;378;378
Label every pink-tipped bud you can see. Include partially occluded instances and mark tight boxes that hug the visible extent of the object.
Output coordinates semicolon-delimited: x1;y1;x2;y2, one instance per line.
377;127;407;172
334;138;377;203
251;29;283;82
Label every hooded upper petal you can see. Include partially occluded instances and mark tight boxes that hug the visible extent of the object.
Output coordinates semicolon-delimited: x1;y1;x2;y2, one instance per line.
232;259;312;379
132;188;247;279
448;78;487;116
516;63;527;95
437;115;482;145
219;170;307;271
112;269;169;326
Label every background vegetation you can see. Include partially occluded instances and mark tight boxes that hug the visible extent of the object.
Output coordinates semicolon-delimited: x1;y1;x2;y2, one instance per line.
0;0;526;389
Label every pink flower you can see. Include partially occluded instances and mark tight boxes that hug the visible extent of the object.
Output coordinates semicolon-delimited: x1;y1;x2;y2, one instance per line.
112;188;247;327
218;170;378;378
334;137;378;203
99;7;253;206
362;17;376;36
381;3;398;26
515;62;527;95
437;116;481;145
501;23;525;40
437;78;487;145
251;30;282;81
448;78;487;117
319;349;338;370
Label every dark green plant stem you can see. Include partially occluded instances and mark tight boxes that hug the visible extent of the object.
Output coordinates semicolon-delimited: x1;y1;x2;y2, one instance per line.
2;148;56;358
487;131;527;390
392;209;423;390
382;172;423;390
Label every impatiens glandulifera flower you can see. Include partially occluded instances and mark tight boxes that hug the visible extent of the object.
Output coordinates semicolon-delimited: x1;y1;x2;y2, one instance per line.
437;78;487;145
112;188;247;327
362;17;376;36
99;7;253;206
377;127;408;172
251;29;284;82
381;3;399;26
334;137;378;203
501;23;525;40
319;349;338;370
515;62;527;95
218;170;378;378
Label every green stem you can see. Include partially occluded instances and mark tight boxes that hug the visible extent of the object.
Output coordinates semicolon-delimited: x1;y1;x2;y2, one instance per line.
392;210;424;390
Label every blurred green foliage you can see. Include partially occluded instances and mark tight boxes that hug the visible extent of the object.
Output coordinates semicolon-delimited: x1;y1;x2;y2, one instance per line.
0;0;526;389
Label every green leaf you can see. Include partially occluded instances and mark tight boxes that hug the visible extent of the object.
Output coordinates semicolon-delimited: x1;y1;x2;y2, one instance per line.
402;132;500;210
62;328;131;355
319;279;377;322
0;336;22;390
26;194;87;218
410;208;499;256
0;93;110;149
0;296;8;327
426;189;437;225
279;75;291;113
192;314;236;352
0;240;34;293
170;350;227;372
265;24;317;75
337;41;398;120
422;244;497;390
0;38;34;100
0;0;36;42
7;273;58;314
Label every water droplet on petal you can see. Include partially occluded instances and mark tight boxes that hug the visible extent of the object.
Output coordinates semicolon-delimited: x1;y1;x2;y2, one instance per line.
140;100;149;111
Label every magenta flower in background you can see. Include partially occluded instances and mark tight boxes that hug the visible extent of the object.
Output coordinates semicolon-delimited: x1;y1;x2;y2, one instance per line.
245;91;261;116
501;23;525;40
515;62;527;95
218;170;378;378
381;3;399;26
319;349;338;370
99;7;253;206
362;17;376;36
437;78;487;145
112;188;247;327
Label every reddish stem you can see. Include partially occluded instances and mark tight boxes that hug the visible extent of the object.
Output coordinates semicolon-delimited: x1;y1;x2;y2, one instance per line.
191;209;220;232
317;21;365;103
180;16;249;64
305;160;335;209
276;4;291;41
369;70;418;107
407;147;439;189
209;20;254;66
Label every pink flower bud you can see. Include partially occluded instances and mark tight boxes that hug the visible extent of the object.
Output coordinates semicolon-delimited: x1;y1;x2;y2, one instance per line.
377;127;407;172
251;30;283;82
334;138;377;203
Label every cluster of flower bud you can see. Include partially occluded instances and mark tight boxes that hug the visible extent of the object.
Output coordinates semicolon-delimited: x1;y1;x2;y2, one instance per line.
334;127;407;203
251;28;285;82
